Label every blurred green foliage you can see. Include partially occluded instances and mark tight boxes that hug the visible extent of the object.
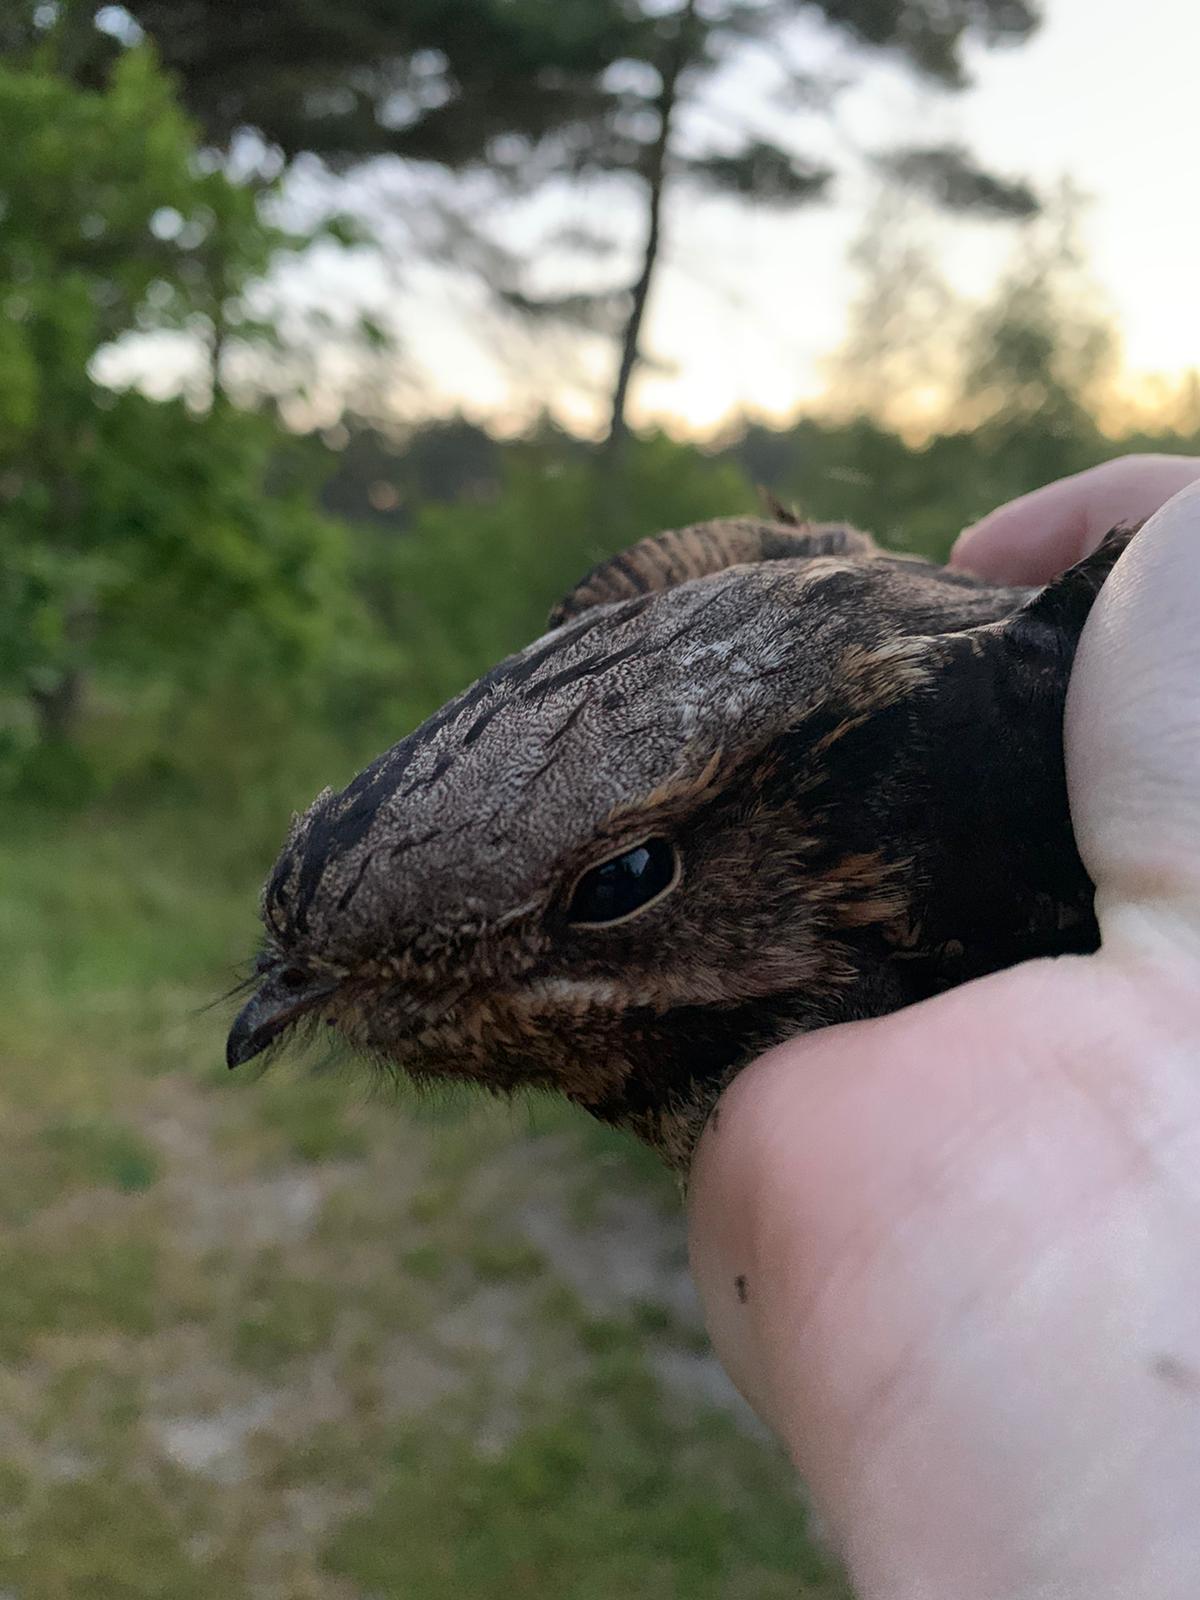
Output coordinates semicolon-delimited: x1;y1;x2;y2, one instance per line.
1;41;1197;806
0;45;364;775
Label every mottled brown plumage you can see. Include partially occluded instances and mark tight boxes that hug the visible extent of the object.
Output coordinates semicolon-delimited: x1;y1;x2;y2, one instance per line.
227;515;1135;1170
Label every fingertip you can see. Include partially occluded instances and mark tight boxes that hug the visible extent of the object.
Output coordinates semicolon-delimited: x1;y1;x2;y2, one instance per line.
950;487;1092;586
948;519;989;573
687;1072;780;1422
948;511;1033;583
686;1027;893;1437
687;1037;853;1427
948;485;1067;581
950;458;1200;587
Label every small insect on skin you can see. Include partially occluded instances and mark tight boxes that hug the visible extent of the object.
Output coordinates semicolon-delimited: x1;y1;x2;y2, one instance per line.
227;512;1138;1174
735;1274;750;1306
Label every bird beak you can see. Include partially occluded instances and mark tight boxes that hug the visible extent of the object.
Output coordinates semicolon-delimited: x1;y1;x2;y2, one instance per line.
226;974;335;1069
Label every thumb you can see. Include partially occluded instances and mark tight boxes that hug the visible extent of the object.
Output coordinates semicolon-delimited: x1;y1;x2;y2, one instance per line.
1066;479;1200;963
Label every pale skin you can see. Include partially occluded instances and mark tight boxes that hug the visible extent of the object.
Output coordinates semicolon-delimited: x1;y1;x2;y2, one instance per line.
688;455;1200;1600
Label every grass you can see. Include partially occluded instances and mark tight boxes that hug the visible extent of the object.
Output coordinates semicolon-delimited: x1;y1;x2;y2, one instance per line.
0;787;851;1598
0;1230;159;1360
230;1253;343;1376
324;1401;828;1600
38;1115;161;1192
0;1474;225;1600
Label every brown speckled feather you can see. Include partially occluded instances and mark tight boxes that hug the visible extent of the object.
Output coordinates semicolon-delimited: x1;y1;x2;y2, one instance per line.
228;516;1136;1171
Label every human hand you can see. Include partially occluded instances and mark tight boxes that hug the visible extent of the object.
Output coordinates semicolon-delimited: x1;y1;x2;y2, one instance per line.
688;458;1200;1600
949;453;1200;584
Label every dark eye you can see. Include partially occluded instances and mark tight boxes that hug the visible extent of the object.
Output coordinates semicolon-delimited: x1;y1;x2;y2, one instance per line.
567;838;679;925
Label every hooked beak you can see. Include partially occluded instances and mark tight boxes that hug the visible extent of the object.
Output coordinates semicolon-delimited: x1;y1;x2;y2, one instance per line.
226;972;336;1069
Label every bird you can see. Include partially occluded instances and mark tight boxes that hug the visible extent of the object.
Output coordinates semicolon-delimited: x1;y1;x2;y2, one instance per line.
227;512;1134;1172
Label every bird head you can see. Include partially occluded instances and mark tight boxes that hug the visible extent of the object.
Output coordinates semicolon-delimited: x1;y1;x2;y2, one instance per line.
228;515;1127;1168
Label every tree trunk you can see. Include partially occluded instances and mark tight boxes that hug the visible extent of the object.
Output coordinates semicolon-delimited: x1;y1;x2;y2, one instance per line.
46;0;103;78
604;0;698;454
31;668;85;744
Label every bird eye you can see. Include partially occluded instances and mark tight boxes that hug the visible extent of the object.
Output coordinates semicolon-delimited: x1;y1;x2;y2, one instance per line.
567;838;679;926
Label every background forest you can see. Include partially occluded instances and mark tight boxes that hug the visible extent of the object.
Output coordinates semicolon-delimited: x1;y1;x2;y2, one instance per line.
2;2;1198;1596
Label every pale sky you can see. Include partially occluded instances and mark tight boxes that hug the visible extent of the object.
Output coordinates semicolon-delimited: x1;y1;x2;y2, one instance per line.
384;0;1200;438
107;0;1200;438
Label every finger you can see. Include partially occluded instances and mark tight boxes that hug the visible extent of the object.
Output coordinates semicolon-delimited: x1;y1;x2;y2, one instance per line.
688;967;1085;1496
689;954;1200;1597
950;456;1200;585
1067;478;1200;961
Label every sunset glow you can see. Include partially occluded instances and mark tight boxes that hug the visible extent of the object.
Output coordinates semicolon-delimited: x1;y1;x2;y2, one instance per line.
391;0;1200;438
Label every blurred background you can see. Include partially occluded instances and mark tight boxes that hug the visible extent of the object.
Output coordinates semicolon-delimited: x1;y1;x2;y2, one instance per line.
1;1;1197;1594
